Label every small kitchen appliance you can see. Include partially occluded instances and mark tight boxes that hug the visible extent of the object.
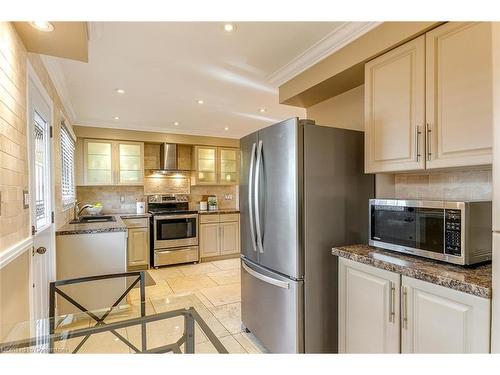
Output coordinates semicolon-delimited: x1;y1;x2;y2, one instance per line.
369;199;492;265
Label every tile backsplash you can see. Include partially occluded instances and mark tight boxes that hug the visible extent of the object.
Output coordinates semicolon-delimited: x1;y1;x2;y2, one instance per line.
77;186;145;214
77;184;239;213
189;185;238;210
392;168;492;201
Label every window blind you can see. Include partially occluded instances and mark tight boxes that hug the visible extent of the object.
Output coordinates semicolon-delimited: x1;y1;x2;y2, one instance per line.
60;122;76;208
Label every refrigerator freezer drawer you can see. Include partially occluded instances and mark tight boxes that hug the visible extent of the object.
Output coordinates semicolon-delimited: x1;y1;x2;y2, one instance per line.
241;258;304;353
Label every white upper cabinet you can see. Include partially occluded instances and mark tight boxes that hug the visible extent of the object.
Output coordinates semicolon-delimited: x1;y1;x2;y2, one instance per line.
365;36;426;173
401;276;490;353
365;22;493;173
339;258;400;353
82;139;144;186
425;22;493;169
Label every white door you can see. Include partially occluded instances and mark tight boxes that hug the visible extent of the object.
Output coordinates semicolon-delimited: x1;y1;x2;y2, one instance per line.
401;276;490;353
28;72;55;323
338;258;400;353
364;35;426;173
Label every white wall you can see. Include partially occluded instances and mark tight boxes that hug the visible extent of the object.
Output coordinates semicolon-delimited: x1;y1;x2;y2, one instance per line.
306;85;364;131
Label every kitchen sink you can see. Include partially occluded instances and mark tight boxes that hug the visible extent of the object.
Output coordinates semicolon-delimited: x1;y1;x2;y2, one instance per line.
69;215;116;224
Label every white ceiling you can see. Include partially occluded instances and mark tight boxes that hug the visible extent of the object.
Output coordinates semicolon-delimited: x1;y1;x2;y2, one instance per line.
43;22;374;139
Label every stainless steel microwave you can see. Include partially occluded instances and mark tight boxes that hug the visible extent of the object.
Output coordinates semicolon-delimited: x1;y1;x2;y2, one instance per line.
369;199;492;265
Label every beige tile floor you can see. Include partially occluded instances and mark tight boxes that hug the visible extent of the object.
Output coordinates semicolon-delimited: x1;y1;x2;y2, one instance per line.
54;258;268;354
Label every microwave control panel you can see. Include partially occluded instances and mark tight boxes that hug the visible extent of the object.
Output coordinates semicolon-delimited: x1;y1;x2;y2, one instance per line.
445;209;462;256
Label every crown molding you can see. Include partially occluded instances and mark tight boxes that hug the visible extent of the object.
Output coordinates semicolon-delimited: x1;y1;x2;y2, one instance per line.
267;22;382;87
74;120;241;139
40;55;77;124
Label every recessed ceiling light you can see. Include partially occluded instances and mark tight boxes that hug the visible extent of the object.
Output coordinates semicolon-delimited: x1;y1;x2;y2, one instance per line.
115;89;125;94
259;108;266;113
224;127;229;131
197;99;204;105
30;21;54;32
223;23;235;32
173;122;179;126
113;116;120;120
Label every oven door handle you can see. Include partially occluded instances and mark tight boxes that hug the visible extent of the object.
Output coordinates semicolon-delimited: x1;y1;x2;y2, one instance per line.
154;214;198;221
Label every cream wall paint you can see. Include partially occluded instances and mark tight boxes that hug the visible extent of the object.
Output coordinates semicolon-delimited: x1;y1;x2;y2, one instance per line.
1;21;77;336
306;84;364;131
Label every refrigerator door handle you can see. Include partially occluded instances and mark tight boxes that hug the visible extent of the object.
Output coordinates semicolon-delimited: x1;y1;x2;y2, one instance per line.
248;142;258;253
254;140;264;253
242;261;290;289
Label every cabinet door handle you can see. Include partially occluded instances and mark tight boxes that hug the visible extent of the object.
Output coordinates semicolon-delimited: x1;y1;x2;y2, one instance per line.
426;123;432;161
402;286;408;329
389;281;396;323
415;126;422;162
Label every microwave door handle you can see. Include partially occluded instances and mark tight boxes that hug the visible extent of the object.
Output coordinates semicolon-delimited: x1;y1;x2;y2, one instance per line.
248;142;258;253
254;140;264;254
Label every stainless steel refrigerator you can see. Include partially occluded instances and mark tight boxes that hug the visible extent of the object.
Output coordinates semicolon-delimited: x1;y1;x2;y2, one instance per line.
240;118;374;353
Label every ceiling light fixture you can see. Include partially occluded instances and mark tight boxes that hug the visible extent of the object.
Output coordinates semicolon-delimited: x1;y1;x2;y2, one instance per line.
115;89;125;94
173;122;179;126
223;23;235;32
197;99;204;105
224;127;229;131
113;116;120;120
30;21;54;32
259;108;266;113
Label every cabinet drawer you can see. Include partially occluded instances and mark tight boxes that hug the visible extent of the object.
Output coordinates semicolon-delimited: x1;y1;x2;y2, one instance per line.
122;218;148;228
200;214;220;224
219;213;239;223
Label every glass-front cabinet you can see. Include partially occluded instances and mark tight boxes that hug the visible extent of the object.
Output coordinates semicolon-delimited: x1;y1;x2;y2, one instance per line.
83;139;144;185
192;146;239;185
118;142;144;185
218;148;239;185
194;146;217;185
84;140;114;185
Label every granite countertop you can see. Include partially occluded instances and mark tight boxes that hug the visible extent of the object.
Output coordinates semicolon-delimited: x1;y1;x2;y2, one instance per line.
119;213;151;219
198;209;240;215
56;213;149;236
332;244;492;299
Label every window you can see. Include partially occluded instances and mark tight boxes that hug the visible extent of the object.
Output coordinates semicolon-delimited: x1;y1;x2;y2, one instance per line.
60;121;76;208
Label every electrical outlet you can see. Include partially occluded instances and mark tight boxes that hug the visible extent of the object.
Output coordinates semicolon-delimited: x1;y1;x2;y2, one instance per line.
120;195;125;203
224;194;233;200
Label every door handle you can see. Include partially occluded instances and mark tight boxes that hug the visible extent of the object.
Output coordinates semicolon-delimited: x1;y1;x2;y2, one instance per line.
402;286;408;329
36;247;47;255
254;140;264;254
242;261;289;289
389;282;396;323
426;123;432;161
248;142;257;253
415;126;422;162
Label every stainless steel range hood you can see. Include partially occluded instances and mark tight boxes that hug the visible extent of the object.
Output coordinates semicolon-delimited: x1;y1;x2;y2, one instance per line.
158;143;191;172
160;143;178;170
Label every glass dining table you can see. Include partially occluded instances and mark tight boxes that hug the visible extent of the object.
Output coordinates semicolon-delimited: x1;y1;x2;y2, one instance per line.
0;272;229;354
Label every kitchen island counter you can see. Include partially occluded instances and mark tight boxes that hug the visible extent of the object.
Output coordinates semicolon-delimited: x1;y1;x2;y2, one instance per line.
332;244;491;298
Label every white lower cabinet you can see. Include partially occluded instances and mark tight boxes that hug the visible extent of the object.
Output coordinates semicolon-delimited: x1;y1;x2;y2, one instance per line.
199;214;240;258
401;276;490;353
200;223;220;258
339;258;491;353
339;258;400;353
127;227;149;270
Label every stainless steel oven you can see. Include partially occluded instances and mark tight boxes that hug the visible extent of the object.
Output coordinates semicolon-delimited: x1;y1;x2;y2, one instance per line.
369;199;492;265
148;194;200;267
153;213;198;250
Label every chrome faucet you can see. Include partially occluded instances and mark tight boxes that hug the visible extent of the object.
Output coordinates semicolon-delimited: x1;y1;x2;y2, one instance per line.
74;201;93;221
